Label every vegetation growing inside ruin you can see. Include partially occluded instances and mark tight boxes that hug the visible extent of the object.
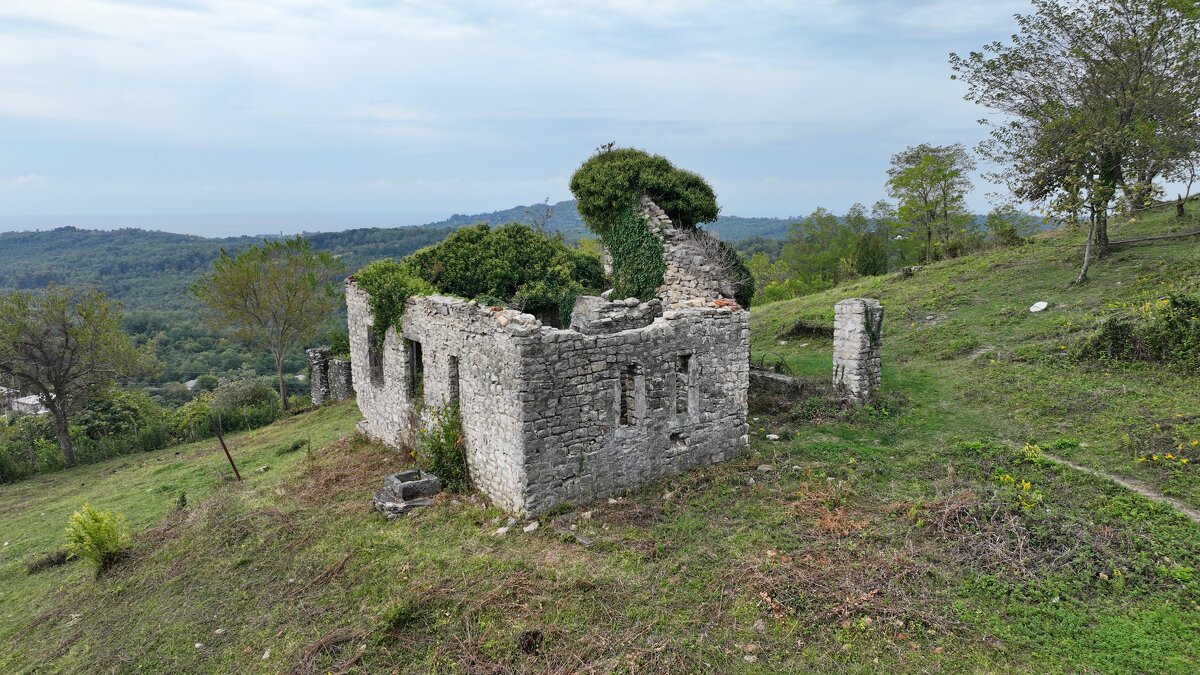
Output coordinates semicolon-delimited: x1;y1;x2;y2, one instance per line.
402;222;605;325
356;222;605;330
570;146;756;305
351;259;436;344
414;404;470;493
570;146;720;235
603;205;666;301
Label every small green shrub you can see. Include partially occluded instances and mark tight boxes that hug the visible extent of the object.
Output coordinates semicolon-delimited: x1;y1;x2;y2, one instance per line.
354;259;438;341
65;503;128;572
1076;294;1200;371
415;405;470;492
1017;443;1044;463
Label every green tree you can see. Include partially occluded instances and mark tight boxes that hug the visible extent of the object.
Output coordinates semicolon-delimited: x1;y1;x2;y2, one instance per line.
886;143;976;263
852;234;889;277
192;237;344;411
569;147;719;235
398;222;604;325
950;0;1200;278
0;287;156;465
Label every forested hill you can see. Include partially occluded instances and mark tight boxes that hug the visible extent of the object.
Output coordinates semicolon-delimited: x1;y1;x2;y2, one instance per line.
0;204;796;312
0;225;460;313
424;199;796;241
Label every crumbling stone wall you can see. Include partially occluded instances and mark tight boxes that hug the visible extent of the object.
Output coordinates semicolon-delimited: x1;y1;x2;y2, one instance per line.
833;298;883;404
518;305;748;515
306;347;354;406
642;196;740;308
347;198;750;516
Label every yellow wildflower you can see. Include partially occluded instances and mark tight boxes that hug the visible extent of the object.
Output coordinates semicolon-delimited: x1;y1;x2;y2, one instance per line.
1182;459;1190;465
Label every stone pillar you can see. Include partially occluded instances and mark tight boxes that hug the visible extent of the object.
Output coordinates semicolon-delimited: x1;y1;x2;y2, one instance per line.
833;299;882;404
306;347;332;406
328;358;354;402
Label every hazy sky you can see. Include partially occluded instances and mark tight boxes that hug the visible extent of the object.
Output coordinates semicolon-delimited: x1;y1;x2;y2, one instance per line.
0;0;1031;235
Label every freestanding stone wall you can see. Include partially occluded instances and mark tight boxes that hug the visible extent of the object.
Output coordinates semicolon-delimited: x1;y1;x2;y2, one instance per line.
346;197;750;517
833;298;883;404
307;347;354;406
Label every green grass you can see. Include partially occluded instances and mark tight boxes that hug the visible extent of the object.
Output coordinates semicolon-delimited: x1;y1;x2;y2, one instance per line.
1;205;1198;672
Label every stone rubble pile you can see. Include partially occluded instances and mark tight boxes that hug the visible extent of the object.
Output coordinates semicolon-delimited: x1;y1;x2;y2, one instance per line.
372;469;441;518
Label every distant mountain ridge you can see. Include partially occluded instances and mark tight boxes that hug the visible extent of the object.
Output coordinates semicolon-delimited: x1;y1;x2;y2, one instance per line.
423;199;796;241
0;202;797;312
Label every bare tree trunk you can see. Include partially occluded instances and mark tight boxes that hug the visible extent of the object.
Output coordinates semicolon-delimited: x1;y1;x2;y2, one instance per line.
1178;195;1186;219
275;353;289;412
1094;209;1109;258
1076;209;1097;285
50;408;77;466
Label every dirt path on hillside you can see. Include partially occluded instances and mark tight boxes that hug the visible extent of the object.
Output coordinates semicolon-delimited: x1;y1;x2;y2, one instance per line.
1046;453;1200;525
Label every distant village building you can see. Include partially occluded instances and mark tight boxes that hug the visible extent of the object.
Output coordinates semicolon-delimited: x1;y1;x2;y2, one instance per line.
346;198;750;516
12;394;48;416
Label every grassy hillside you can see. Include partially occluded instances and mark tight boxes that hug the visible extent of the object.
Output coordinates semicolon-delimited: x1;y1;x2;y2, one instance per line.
1;205;1198;672
754;204;1200;509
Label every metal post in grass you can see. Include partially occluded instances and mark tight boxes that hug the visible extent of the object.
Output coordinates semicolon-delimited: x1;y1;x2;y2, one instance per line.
214;410;242;481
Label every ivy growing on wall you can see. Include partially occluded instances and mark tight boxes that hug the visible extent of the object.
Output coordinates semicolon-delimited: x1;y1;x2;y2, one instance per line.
352;259;436;343
602;204;666;301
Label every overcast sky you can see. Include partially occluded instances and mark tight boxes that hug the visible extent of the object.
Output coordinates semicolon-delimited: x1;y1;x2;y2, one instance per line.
0;0;1031;235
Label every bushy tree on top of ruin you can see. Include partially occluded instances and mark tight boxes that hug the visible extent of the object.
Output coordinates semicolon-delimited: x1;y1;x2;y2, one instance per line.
569;146;719;235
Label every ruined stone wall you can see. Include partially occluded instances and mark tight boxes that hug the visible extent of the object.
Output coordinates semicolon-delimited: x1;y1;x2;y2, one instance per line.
569;295;662;335
641;196;739;309
833;298;883;404
328;359;353;402
518;306;749;515
347;283;417;448
345;198;751;516
346;283;532;512
307;347;355;406
347;280;750;516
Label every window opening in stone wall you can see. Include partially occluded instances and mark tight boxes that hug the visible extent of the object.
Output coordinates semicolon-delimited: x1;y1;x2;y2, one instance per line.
675;354;692;415
447;355;460;406
405;338;424;401
368;327;384;386
619;363;640;426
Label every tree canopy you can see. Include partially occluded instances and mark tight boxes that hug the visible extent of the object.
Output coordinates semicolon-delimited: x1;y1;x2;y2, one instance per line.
358;222;605;329
886;143;976;263
192;237;344;410
950;0;1200;275
569;147;719;235
0;287;156;465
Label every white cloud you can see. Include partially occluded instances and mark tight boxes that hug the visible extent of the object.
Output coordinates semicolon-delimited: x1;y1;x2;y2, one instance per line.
0;174;50;191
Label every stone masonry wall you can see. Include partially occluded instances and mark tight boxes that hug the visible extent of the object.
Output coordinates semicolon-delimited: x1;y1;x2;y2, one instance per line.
307;347;354;406
307;347;332;406
347;285;750;516
642;196;739;309
328;359;353;402
346;197;750;516
347;283;532;513
518;306;749;515
833;298;883;404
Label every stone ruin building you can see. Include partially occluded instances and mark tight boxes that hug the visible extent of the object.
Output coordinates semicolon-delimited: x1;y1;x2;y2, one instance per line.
346;197;750;516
